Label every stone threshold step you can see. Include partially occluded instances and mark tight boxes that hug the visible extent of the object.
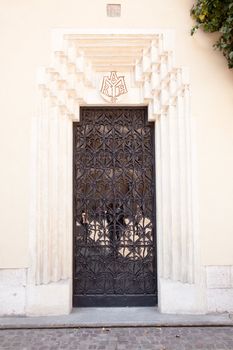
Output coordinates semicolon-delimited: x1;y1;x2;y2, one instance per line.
0;308;233;329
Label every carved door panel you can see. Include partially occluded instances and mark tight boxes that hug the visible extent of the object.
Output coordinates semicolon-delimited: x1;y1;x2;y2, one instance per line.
73;107;157;306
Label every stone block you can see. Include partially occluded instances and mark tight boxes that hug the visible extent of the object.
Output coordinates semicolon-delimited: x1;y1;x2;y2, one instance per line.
0;269;26;315
206;266;231;289
158;278;206;314
26;279;72;316
207;288;233;313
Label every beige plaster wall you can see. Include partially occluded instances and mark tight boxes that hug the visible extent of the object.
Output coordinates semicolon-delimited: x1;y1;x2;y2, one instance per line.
0;0;232;267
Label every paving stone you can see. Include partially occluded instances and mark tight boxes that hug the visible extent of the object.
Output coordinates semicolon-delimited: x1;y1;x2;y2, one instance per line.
0;327;233;350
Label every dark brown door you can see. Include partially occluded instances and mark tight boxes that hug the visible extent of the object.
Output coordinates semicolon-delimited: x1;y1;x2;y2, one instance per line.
73;107;157;307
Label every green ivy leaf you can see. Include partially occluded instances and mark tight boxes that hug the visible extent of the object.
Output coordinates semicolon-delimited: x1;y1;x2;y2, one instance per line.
191;0;233;68
229;51;233;60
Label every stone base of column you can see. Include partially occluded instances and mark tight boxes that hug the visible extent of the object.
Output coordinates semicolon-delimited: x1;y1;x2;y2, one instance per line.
26;279;72;316
158;278;206;314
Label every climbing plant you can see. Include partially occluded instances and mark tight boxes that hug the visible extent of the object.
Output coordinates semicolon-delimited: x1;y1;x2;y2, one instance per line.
191;0;233;68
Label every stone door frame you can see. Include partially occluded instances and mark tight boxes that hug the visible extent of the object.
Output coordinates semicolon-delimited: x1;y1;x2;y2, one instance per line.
26;29;205;316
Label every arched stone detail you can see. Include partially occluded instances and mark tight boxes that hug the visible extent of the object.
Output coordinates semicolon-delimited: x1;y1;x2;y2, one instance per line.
29;30;199;292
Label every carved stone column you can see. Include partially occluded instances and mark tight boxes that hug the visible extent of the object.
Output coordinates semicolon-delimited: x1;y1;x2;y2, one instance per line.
156;88;196;284
29;87;72;286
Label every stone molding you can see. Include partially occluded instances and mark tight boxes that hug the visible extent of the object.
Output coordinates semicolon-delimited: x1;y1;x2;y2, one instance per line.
28;29;201;313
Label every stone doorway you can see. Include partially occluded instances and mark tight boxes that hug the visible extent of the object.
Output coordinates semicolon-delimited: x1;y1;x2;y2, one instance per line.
27;30;203;316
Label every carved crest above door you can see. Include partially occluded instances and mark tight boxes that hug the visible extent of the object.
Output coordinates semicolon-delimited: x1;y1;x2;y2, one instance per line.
100;71;128;103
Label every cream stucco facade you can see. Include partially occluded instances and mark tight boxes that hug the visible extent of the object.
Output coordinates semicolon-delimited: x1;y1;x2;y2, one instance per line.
0;0;233;316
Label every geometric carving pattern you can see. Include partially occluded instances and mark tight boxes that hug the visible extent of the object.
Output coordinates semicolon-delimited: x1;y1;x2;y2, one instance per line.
73;107;157;306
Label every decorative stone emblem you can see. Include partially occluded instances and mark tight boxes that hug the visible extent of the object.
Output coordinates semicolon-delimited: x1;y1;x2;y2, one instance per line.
100;71;127;103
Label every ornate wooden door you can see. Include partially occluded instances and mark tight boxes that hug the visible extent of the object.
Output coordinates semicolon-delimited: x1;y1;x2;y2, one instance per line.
73;107;157;306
